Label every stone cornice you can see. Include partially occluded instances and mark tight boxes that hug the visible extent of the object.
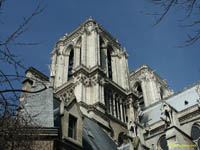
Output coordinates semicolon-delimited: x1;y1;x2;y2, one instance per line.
71;65;136;98
179;105;200;123
25;66;49;81
144;124;166;140
54;79;74;94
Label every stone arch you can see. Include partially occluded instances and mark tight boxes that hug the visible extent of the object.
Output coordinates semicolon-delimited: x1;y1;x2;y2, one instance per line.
64;44;74;56
118;132;127;146
75;36;82;47
99;36;106;68
191;122;200;147
134;81;143;95
157;135;168;150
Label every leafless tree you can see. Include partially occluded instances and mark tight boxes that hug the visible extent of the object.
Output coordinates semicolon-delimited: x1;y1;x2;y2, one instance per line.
145;0;200;46
0;1;51;149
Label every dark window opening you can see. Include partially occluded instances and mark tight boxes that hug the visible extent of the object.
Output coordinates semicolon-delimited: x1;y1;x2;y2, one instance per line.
118;99;121;120
68;114;77;139
159;136;168;150
160;88;164;99
115;95;118;118
126;116;128;123
104;88;109;113
139;98;145;110
68;48;74;80
137;84;142;95
191;125;200;140
100;37;104;68
107;50;112;80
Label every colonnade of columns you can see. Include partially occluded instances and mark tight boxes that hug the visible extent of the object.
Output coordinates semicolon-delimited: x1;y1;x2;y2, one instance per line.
104;89;127;122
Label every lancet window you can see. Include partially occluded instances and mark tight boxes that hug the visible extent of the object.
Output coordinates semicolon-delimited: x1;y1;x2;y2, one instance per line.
134;82;145;109
107;47;112;80
100;37;104;68
68;48;74;80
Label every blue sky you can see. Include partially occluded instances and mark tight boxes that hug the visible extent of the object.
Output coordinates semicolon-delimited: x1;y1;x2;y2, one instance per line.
1;0;199;92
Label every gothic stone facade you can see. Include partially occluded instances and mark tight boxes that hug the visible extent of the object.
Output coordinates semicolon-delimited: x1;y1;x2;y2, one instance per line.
21;18;200;150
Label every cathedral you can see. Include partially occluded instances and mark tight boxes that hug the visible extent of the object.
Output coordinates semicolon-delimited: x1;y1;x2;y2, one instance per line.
20;17;200;150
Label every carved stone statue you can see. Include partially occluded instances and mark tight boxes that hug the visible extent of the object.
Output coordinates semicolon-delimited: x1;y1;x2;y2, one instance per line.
128;120;137;137
161;103;173;127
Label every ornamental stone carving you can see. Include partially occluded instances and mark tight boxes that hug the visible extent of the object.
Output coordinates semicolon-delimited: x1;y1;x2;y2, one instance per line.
196;84;200;96
140;70;156;82
74;74;87;85
84;21;98;35
58;86;75;104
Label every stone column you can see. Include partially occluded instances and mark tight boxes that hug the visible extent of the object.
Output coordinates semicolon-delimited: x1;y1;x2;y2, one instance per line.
120;98;123;121
74;46;81;67
113;93;116;117
81;33;86;66
141;80;149;107
96;32;100;66
56;51;65;87
63;54;69;83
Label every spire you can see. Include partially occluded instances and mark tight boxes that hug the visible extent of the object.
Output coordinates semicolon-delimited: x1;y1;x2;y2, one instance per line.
82;16;96;25
88;16;94;21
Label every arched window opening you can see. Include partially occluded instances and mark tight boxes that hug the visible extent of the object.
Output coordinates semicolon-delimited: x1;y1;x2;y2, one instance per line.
134;82;144;109
158;135;168;150
107;47;112;80
99;37;104;68
160;87;164;100
191;124;200;148
68;48;74;80
137;84;142;95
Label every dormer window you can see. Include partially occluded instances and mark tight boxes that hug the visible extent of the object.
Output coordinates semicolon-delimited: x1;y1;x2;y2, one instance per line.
68;114;77;139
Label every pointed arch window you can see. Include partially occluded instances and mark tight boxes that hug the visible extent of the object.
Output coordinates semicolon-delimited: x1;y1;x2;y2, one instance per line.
107;48;112;80
158;135;168;150
99;37;104;68
191;124;200;147
134;82;144;109
68;48;74;80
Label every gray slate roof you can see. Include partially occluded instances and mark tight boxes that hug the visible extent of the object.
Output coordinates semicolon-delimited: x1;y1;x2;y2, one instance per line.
141;83;200;126
83;117;117;150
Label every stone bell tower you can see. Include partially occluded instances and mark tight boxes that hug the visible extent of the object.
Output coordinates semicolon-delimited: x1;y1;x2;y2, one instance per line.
50;18;132;141
50;17;130;118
